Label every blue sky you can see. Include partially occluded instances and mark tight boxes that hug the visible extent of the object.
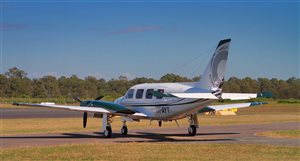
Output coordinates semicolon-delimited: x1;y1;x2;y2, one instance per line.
1;1;299;80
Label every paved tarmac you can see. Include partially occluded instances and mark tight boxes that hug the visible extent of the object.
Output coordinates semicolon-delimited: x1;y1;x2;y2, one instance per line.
1;122;299;148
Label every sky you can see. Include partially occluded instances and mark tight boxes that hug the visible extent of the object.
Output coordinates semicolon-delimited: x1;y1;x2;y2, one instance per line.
1;0;299;80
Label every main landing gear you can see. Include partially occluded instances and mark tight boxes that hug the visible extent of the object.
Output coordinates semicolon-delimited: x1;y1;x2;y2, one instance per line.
102;114;129;138
104;126;112;138
102;114;113;138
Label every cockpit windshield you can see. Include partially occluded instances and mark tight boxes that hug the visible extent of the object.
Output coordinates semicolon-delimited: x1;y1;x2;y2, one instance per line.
126;89;134;99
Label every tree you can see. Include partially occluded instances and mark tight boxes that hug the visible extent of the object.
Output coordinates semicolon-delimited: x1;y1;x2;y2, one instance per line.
40;75;61;97
5;67;32;97
5;67;27;79
84;76;99;98
1;67;300;99
31;79;47;98
0;74;8;97
160;73;190;82
223;77;241;92
286;77;300;99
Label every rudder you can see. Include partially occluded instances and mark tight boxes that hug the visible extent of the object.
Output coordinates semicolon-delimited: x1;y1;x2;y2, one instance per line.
196;39;231;90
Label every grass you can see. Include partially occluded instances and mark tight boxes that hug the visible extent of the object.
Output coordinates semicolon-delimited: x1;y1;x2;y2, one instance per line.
257;130;300;138
236;102;300;115
278;99;300;104
1;143;299;161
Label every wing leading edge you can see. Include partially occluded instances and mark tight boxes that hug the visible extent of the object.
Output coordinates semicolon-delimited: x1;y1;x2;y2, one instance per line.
13;102;148;118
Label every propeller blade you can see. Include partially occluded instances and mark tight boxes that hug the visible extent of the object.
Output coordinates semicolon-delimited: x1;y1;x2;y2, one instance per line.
73;96;82;103
83;112;87;128
94;96;104;100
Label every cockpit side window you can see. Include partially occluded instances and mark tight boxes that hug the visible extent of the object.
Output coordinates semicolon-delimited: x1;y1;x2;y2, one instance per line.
157;89;165;99
146;89;154;99
126;89;134;99
136;89;144;99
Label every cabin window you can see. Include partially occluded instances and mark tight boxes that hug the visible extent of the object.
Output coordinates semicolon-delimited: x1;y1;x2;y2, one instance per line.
127;89;134;99
136;89;144;99
157;89;165;99
146;89;154;99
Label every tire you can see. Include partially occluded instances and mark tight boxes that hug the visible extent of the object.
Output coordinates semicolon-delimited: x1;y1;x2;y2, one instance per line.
121;126;128;135
188;125;197;136
104;126;112;138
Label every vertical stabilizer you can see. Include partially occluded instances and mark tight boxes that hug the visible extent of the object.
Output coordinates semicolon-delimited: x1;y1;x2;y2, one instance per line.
196;39;231;90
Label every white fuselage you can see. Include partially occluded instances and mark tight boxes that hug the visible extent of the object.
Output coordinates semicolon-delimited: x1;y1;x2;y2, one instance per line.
115;82;216;120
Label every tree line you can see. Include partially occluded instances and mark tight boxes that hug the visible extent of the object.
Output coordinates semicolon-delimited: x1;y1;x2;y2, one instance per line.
0;67;299;100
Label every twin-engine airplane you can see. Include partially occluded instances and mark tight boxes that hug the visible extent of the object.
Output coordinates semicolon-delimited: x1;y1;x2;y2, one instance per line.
14;39;266;138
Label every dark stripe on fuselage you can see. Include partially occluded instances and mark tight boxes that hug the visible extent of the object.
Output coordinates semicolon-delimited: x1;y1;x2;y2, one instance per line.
124;98;208;107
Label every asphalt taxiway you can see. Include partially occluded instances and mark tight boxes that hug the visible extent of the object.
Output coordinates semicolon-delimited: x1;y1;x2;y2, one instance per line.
1;122;299;148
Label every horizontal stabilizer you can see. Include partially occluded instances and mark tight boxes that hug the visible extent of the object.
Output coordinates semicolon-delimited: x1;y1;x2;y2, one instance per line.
199;102;267;113
170;93;219;99
221;93;257;100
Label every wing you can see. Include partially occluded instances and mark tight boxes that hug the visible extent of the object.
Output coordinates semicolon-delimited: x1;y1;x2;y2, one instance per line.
13;102;148;118
198;102;266;113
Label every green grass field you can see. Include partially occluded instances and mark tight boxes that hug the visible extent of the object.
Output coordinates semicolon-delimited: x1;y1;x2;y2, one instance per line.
1;143;299;161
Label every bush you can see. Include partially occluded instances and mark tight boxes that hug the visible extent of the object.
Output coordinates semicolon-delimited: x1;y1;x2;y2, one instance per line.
278;99;300;104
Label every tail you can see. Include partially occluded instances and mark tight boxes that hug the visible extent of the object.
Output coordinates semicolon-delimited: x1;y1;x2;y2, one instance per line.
196;39;231;90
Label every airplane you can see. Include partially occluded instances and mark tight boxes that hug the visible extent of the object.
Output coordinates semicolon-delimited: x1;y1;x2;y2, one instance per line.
13;39;266;138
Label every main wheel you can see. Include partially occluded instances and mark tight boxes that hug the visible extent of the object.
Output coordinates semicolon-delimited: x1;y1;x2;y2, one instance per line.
121;126;128;135
188;125;197;136
104;126;112;138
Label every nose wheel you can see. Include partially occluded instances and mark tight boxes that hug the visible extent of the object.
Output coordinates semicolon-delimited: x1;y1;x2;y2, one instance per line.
188;125;197;136
121;120;128;135
121;126;128;135
187;114;198;136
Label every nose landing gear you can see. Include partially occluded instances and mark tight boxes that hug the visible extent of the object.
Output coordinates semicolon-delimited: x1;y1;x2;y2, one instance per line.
187;114;198;136
121;121;128;135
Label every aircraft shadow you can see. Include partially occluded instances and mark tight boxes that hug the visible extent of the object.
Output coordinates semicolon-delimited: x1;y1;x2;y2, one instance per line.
112;132;237;143
1;132;239;143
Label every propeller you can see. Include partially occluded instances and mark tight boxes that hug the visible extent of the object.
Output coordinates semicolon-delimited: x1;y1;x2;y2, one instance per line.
73;95;103;128
83;112;87;128
73;96;82;103
94;95;104;100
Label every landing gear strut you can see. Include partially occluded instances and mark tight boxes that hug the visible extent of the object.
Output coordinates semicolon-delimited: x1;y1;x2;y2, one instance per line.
187;114;198;136
102;114;113;138
121;121;128;135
